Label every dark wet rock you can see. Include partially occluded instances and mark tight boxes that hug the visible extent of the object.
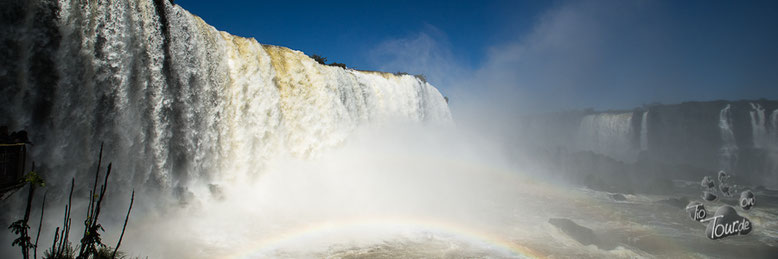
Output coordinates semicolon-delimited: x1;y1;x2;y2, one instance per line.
548;218;616;250
657;197;689;209
702;191;718;201
608;193;627;201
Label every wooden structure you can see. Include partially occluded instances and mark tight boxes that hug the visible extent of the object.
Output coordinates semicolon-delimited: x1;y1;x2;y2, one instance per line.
0;143;26;199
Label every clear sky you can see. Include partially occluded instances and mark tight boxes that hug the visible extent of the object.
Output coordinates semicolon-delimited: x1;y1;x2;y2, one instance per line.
176;0;778;111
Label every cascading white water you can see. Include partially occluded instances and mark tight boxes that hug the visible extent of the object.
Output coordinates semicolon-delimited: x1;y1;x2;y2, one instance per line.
5;2;778;258
750;103;768;148
762;108;778;187
640;111;648;151
773;109;778;145
719;104;738;171
748;103;778;186
0;2;453;255
0;0;451;199
576;112;636;162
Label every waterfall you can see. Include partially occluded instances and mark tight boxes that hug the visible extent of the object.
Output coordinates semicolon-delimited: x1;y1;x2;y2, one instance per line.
576;112;636;162
773;109;778;145
0;0;452;196
719;104;737;171
640;111;648;151
750;103;768;148
749;103;776;186
764;108;778;187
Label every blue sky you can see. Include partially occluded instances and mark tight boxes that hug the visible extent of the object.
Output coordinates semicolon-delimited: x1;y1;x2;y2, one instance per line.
176;0;544;71
176;0;778;112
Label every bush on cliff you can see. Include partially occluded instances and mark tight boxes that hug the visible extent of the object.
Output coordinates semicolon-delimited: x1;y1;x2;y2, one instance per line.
310;54;327;65
328;62;346;69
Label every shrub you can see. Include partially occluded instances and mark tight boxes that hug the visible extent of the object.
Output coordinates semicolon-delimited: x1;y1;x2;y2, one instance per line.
328;62;346;69
9;144;136;259
309;54;327;65
309;54;348;69
42;242;75;259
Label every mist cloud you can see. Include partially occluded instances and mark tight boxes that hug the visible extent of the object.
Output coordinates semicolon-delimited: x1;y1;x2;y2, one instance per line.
367;25;470;92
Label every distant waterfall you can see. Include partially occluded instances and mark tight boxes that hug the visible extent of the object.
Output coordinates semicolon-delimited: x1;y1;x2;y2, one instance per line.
576;112;636;162
719;105;738;171
750;103;768;148
773;109;778;145
640;111;648;151
747;103;778;186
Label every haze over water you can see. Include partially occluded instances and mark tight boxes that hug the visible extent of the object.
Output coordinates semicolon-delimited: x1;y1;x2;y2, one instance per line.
1;1;777;258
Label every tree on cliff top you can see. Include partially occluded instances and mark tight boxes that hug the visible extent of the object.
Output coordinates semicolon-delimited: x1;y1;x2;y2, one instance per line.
310;54;327;65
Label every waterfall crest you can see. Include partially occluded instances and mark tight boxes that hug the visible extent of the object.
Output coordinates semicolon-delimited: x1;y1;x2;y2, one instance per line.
0;0;451;194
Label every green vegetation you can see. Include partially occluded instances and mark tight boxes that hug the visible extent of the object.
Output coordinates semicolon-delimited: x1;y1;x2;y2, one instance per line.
310;54;327;65
329;62;346;69
9;164;45;259
9;144;136;259
308;54;348;69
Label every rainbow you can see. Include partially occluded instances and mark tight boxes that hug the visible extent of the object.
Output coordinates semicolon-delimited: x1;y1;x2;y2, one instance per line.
225;151;690;258
229;215;544;258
